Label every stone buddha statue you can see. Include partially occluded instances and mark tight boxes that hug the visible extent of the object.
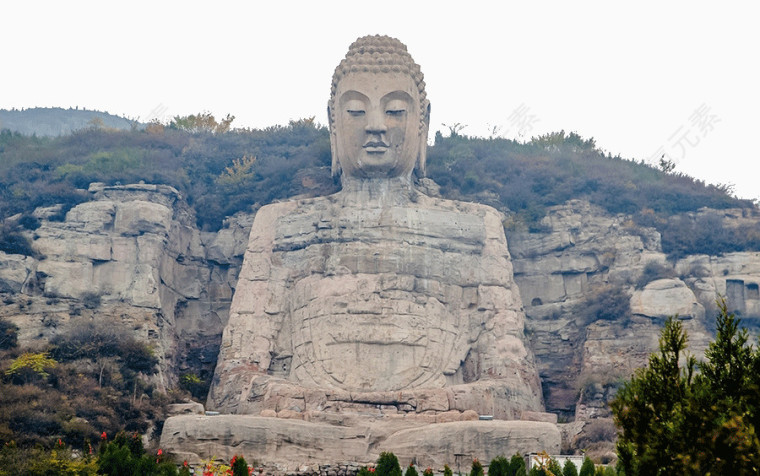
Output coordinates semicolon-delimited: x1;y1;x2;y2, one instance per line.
207;35;544;419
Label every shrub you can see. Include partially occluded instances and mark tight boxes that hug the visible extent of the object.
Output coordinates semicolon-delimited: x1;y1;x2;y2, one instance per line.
82;291;102;309
4;352;57;384
0;227;34;257
376;452;402;476
0;445;98;476
635;260;675;289
405;463;418;476
488;456;509;476
547;458;562;475
231;455;250;476
178;461;192;476
18;214;41;230
97;431;177;476
180;373;206;400
0;318;18;349
508;453;526;476
576;419;617;447
443;464;453;476
470;459;484;476
573;284;631;325
562;460;578;476
578;458;595;476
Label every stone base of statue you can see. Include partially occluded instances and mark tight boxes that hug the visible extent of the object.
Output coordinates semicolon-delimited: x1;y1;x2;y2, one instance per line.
160;412;560;471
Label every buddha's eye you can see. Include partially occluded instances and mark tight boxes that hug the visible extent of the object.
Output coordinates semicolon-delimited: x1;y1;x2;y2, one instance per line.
345;99;365;117
385;99;408;117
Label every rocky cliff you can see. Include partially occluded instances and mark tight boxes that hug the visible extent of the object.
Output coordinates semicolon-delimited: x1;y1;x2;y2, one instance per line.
2;185;760;431
0;183;250;389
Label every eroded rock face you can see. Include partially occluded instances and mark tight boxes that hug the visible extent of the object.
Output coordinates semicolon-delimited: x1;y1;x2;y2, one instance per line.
0;183;244;387
630;278;705;321
160;415;560;470
508;200;760;419
209;181;544;418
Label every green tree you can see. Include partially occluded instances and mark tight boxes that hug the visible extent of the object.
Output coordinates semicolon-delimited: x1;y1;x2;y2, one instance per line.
611;316;696;474
562;460;578;476
470;459;484;476
405;463;419;476
508;453;526;476
443;464;453;476
547;458;562;475
376;452;402;476
611;299;760;475
489;456;509;476
231;455;250;476
97;431;177;476
578;458;595;476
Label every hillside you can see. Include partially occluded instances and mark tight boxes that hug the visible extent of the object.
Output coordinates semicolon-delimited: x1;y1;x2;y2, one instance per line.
1;115;757;257
2;114;760;462
0;107;138;137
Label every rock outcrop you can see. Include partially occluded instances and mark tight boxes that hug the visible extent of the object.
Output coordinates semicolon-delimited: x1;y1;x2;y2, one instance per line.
0;183;247;387
508;200;760;420
160;415;560;470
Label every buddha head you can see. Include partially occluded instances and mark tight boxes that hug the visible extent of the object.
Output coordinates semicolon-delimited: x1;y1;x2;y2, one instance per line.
328;35;431;180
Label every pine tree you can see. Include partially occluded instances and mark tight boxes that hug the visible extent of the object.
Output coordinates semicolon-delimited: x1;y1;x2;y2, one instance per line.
470;459;484;476
612;298;760;474
578;457;595;476
376;452;402;476
562;459;578;476
508;454;526;476
489;456;509;476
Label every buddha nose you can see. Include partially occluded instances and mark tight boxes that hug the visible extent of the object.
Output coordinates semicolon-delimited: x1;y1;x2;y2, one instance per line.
365;107;387;134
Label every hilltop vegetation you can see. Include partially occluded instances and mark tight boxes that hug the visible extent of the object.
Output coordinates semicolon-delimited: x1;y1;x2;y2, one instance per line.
1;114;758;257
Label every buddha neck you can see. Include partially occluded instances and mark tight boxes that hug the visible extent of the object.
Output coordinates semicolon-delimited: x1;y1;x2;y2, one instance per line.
337;175;419;207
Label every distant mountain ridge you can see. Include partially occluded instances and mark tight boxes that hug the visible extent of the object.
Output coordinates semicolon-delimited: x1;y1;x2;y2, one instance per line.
0;107;139;136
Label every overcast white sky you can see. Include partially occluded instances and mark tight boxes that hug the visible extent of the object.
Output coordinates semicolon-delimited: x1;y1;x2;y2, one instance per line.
2;1;758;201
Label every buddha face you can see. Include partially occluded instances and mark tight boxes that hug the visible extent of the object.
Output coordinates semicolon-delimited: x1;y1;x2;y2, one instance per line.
331;72;426;178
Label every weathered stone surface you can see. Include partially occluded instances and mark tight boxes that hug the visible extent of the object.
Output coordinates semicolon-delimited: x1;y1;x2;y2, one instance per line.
0;252;34;293
114;200;172;236
382;420;560;468
0;183;244;390
509;200;760;420
160;415;560;468
521;411;559;424
168;402;205;416
209;187;543;417
630;278;705;320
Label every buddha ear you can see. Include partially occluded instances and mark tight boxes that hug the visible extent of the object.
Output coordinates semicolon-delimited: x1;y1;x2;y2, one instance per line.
416;100;431;177
328;103;340;177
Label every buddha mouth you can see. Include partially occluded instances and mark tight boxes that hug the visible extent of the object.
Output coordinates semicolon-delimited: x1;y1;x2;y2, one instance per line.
363;141;389;153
